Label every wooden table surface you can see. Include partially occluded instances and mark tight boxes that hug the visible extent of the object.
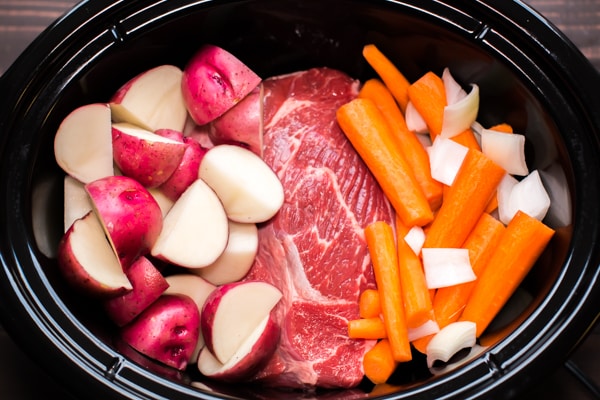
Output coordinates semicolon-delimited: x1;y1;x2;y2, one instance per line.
0;1;598;399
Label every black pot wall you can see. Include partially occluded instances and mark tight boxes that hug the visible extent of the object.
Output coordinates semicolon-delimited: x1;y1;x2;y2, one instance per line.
0;0;599;399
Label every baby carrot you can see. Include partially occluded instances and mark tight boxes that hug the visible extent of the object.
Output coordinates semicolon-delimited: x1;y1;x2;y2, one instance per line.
363;339;398;384
396;215;434;328
359;289;382;319
432;213;505;328
348;317;388;339
337;98;434;227
451;128;481;151
359;79;444;210
365;221;412;362
407;71;447;142
460;210;555;337
362;44;411;113
423;149;506;249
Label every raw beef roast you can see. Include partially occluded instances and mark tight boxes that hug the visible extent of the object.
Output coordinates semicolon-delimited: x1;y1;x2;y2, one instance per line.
244;68;395;389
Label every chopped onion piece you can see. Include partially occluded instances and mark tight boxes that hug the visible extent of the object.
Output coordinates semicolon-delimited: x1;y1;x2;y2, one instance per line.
427;137;469;186
430;344;487;375
426;321;476;369
442;68;467;105
510;170;551;223
481;128;529;176
408;319;440;342
539;163;572;227
404;225;425;256
440;84;479;139
405;101;429;134
422;248;476;289
496;173;518;224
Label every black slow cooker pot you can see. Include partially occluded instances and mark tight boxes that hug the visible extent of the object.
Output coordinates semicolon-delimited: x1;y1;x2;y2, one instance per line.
0;0;599;399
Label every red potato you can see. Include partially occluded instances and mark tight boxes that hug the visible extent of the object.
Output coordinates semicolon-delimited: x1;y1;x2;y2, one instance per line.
63;175;92;232
151;178;229;268
181;44;261;125
157;133;209;201
85;175;163;268
199;144;284;223
110;64;188;132
112;123;186;188
164;274;217;362
54;103;113;184
201;281;282;364
121;294;200;370
193;221;258;285
57;211;132;298
209;84;264;157
197;314;280;382
104;256;170;327
148;187;175;218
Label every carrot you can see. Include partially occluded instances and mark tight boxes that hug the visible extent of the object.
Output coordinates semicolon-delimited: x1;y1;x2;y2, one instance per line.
337;98;434;227
363;339;398;384
489;123;513;133
407;71;447;142
359;289;382;319
362;44;411;113
423;149;506;249
359;79;444;210
365;221;412;362
348;317;387;340
451;128;481;151
432;213;505;327
396;215;434;328
460;210;555;337
484;192;499;214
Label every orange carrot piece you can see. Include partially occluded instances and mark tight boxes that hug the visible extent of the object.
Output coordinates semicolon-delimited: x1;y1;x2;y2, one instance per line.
407;71;447;142
359;289;382;319
362;44;411;113
337;98;434;227
451;128;481;151
365;222;412;362
423;149;506;249
348;317;388;340
489;123;513;133
433;213;505;327
396;215;434;328
359;79;444;210
484;192;499;214
363;339;398;385
460;211;555;337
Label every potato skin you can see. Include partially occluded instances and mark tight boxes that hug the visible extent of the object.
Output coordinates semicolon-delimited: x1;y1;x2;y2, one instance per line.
121;294;200;370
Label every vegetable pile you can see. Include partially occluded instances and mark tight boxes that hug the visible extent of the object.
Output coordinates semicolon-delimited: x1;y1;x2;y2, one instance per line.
52;41;556;392
340;44;555;385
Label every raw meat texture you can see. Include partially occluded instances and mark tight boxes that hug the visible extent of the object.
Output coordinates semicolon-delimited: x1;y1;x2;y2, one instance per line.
244;68;395;389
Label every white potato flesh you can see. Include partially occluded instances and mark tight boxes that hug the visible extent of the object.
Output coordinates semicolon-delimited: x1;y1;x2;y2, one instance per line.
199;144;284;223
148;187;175;218
54;103;113;184
58;212;132;294
202;281;282;364
110;65;188;132
194;221;258;285
151;179;229;268
64;175;92;232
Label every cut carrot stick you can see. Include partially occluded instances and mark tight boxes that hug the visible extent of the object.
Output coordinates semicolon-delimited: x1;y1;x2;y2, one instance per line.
407;71;447;142
433;213;505;326
460;210;555;337
363;339;398;384
489;123;513;133
396;215;434;328
484;192;499;214
359;289;382;319
423;149;506;249
362;44;411;113
348;317;388;339
359;79;444;210
365;221;412;362
337;98;434;227
451;128;481;151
